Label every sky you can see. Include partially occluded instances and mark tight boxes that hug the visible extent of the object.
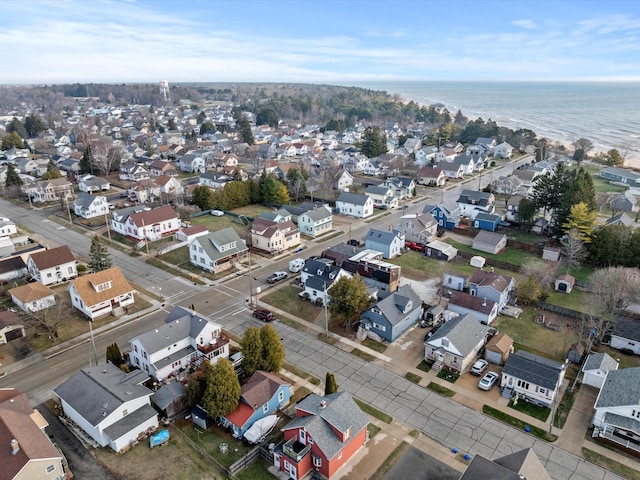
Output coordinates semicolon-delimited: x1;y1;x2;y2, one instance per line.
2;0;640;85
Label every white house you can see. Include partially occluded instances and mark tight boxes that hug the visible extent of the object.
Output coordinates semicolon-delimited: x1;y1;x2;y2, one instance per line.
456;190;496;218
493;142;514;159
24;178;74;203
448;291;499;325
9;282;56;313
334;167;355;191
68;266;135;320
129;306;230;381
582;353;618;389
335;192;373;218
154;175;183;196
298;206;333;237
73;192;110;219
54;363;158;453
27;245;77;286
610;317;640;355
78;174;111;193
299;262;351;306
189;227;248;274
472;231;507;255
501;351;567;408
115;205;181;241
364;185;398;210
119;162;149;181
0;217;18;237
178;154;206;173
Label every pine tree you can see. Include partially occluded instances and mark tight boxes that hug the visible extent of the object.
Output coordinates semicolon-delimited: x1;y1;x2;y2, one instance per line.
240;327;262;378
5;164;23;186
259;324;285;373
201;359;241;418
325;372;338;395
106;342;124;367
237;114;255;145
360;126;387;158
80;146;94;175
88;235;112;273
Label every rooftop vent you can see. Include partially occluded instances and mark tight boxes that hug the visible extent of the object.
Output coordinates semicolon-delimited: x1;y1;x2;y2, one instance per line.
10;439;19;455
319;401;327;409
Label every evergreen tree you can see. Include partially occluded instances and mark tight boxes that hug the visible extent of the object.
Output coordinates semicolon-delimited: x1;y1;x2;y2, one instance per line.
360;126;387;158
256;108;279;127
325;372;338;395
106;342;124;367
240;327;262;378
41;160;62;180
6;117;27;139
185;362;214;407
259;324;285;373
80;146;94;175
237;114;255;145
201;359;241;418
191;185;216;210
5;164;23;186
88;235;112;273
2;131;25;150
24;113;47;138
260;174;289;205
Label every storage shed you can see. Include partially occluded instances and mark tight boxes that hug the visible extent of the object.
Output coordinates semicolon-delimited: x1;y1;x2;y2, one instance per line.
484;332;513;365
555;274;575;293
582;353;619;389
470;256;486;268
567;342;585;364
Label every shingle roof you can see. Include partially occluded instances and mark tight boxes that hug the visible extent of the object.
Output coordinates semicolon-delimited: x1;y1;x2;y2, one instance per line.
582;352;618;373
151;382;186;411
336;191;370;206
69;266;133;307
596;367;640;408
425;314;490;358
469;270;513;294
365;284;421;327
485;332;513;354
128;205;178;227
473;230;506;247
612;316;640;342
8;282;55;303
29;245;75;270
502;351;563;391
365;228;402;246
73;191;103;209
194;228;247;264
103;403;157;441
449;291;496;314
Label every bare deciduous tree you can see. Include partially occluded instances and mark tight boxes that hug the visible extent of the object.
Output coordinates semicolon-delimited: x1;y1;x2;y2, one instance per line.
521;259;559;290
560;229;587;273
24;297;73;341
91;139;121;176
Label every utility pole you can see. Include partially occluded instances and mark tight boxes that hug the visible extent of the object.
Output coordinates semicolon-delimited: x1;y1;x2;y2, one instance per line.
64;194;72;224
89;320;99;367
104;213;112;243
323;282;329;337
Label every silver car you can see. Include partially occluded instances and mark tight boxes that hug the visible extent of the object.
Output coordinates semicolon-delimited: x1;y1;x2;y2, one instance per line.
478;372;499;391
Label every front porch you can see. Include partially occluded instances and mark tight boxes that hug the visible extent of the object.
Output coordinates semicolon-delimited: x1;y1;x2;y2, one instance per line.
593;425;640;458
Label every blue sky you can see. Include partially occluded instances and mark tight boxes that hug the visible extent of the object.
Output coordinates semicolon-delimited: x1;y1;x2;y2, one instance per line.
2;0;640;84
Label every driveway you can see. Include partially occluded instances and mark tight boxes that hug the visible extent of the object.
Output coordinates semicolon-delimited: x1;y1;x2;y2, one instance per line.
384;446;459;480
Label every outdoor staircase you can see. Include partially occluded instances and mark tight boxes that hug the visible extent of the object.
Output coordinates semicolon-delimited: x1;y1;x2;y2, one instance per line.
356;327;368;342
502;386;513;399
431;361;443;373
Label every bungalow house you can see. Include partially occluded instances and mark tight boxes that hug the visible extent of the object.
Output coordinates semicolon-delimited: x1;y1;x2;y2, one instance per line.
298;206;333;237
460;449;552;480
364;159;383;176
423;203;461;230
0;217;17;237
448;291;499;325
24;178;74;203
360;285;422;342
418;167;446;187
600;166;640;186
178;154;206;173
501;351;567;407
78;174;110;193
554;274;575;293
175;224;208;243
610;190;640;213
199;172;230;189
9;282;56;313
0;311;26;344
276;392;369;480
492;175;523;196
68;266;135;320
149;160;178;177
424;313;491;373
119;162;149;181
364;185;398;210
605;212;635;228
438;162;465;179
450;155;475;176
468;270;515;309
364;228;405;259
592;367;640;454
0;388;66;480
251;219;300;254
129;306;229;381
27;245;77;286
73;192;110;219
472;231;507;254
493;142;514;159
395;212;438;245
154;175;183;197
335;192;373;219
424;240;458;261
54;363;158;453
473;212;503;232
0;256;27;284
118;205;181;241
456;190;496;218
474;137;497;154
221;371;291;439
484;332;513;366
379;176;415;200
16;157;39;175
189;227;248;274
582;353;618;389
610;316;640;355
334;167;355;191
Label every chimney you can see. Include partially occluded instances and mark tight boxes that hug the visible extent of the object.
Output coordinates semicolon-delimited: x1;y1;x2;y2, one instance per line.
11;439;19;455
319;400;327;409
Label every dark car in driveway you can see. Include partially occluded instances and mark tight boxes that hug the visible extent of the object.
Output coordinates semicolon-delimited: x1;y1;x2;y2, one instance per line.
253;309;274;321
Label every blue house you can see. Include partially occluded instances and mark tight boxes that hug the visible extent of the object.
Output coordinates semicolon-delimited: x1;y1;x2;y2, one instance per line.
364;228;405;259
473;212;502;232
422;203;461;230
360;285;422;342
221;370;290;439
600;166;640;185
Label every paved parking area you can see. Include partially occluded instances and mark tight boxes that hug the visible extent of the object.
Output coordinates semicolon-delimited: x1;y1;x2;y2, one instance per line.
384;446;459;480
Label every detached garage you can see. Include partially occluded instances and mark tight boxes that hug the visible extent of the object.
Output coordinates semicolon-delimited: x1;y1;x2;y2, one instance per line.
582;353;618;389
0;311;26;345
485;332;513;365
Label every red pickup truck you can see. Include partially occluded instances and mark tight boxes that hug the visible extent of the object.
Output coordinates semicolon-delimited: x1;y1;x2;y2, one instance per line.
404;241;425;252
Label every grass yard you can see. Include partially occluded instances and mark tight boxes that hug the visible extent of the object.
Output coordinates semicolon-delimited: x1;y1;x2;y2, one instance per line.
260;286;322;323
363;337;388;353
234;461;279;480
544;289;586;313
582;448;640;480
417;360;433;372
154;246;239;282
189;214;248;236
353;398;393;424
426;382;456;397
444;239;539;267
564;264;595;282
351;348;375;362
494;311;579;361
591;174;628;193
483;405;557;442
405;372;422;384
508;398;550;422
591;345;640;369
368;423;382;439
504;229;546;246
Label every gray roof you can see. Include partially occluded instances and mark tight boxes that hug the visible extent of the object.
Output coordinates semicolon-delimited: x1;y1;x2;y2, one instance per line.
425;314;490;357
460;454;522;480
474;212;501;222
302;207;332;222
53;363;151;427
601;166;640;180
605;212;634;227
152;382;186;411
612;316;640;342
473;230;506;247
193;227;247;264
132;306;219;355
365;285;421;327
306;265;345;290
365;228;402;246
582;352;618;373
457;189;493;206
284;392;368;460
365;185;390;196
102;404;157;441
602;412;640;434
336;191;370;206
73;191;102;209
596;367;640;408
502;351;563;391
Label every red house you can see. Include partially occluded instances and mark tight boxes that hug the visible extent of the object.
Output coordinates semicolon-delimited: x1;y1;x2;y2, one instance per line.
274;392;369;479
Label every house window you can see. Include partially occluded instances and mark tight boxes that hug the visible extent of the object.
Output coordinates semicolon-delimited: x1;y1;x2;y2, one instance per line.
313;455;322;467
134;345;138;353
263;403;269;413
123;409;128;416
68;266;74;274
537;387;546;395
284;460;291;472
517;380;530;390
46;465;56;474
278;391;284;402
300;429;306;444
47;272;52;278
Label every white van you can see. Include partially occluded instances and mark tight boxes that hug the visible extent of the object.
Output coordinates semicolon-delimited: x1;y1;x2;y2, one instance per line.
289;258;305;273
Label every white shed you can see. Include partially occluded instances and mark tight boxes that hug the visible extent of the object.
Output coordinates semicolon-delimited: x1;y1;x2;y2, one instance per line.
470;256;486;268
582;352;618;389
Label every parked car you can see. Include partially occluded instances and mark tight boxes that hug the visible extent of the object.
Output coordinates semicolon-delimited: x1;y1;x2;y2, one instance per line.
404;241;425;252
210;210;224;216
478;372;499;391
266;271;288;284
253;309;274;322
470;359;489;376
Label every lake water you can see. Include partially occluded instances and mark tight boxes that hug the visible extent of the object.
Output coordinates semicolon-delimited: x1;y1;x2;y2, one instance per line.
351;81;640;163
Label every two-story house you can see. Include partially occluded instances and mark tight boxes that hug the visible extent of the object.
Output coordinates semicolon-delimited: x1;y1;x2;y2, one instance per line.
251;219;300;253
423;203;461;230
129;306;229;381
364;185;398;210
468;270;515;309
448;291;499;325
456;189;496;219
298;205;333;237
359;285;422;343
68;266;135;320
189;227;248;274
380;176;415;201
395;212;438;245
24;178;74;204
73;192;110;219
27;246;77;286
118;205;181;241
119;162;149;181
335;192;373;219
364;228;405;259
54;363;158;452
148;160;178;177
154;175;183;197
178;154;206;173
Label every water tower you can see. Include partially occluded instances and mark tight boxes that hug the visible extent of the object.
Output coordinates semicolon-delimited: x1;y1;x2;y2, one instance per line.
159;80;170;101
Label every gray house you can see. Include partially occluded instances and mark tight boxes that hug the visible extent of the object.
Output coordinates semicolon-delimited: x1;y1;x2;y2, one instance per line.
460;448;552;480
364;228;405;259
360;285;422;342
600;166;640;185
394;212;438;244
298;206;333;237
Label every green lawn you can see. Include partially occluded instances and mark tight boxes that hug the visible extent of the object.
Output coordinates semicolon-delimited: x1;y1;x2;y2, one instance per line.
234;461;279;480
353;399;393;424
155;246;238;281
494;311;579;361
405;372;422;384
483;405;557;442
504;229;546;245
508;398;550;422
544;289;586;313
591;174;628;193
592;345;640;369
260;286;322;323
426;382;455;397
363;337;388;353
444;239;539;267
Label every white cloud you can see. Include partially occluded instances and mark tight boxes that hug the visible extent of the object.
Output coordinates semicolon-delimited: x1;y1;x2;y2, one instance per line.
512;19;537;30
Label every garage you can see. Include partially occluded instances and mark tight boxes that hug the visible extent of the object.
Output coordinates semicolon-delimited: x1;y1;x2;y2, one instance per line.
5;327;24;342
